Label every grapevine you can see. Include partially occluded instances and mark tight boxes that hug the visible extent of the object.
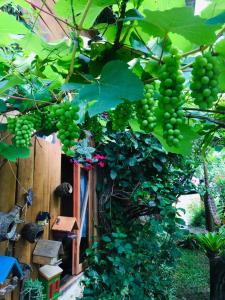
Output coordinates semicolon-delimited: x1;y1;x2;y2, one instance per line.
158;48;185;147
190;52;220;109
136;84;157;132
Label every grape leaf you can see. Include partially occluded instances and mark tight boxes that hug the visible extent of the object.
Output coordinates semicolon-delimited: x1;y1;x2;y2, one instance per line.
0;11;29;45
0;100;7;112
0;76;23;95
201;0;225;19
140;7;218;45
78;60;144;116
206;12;225;25
140;0;185;12
54;0;117;29
0;143;30;161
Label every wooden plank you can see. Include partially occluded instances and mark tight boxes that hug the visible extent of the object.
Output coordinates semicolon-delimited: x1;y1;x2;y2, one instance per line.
14;138;35;264
0;159;17;255
48;139;61;239
12;139;35;300
32;137;51;241
29;137;51;279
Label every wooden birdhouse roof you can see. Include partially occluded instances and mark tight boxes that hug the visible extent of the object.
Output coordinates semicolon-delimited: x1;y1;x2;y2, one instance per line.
52;216;79;232
39;265;63;280
33;240;63;258
0;256;23;284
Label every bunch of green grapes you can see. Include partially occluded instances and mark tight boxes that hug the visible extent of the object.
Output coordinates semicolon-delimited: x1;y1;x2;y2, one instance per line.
158;48;185;147
14;115;34;147
110;101;133;131
136;84;157;132
41;106;57;132
190;52;219;109
51;102;80;156
28;111;42;130
84;115;104;142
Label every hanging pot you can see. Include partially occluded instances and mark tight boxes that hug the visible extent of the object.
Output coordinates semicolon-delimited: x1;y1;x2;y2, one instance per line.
21;223;44;243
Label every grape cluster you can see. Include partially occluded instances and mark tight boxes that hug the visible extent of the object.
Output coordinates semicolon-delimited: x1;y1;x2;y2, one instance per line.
14;116;34;147
41;106;56;132
158;48;185;147
51;102;80;156
190;53;219;109
84;115;104;142
136;84;157;132
110;101;133;131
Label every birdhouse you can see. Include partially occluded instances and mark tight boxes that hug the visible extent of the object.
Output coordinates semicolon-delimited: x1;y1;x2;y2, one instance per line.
33;240;63;265
39;265;63;300
0;256;23;297
52;216;78;240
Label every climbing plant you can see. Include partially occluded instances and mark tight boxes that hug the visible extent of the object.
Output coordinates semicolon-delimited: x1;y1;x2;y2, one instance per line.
0;0;225;160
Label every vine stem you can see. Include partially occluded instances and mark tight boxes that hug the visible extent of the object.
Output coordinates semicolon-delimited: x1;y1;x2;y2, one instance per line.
186;113;225;128
25;0;74;29
113;0;129;50
65;0;93;83
183;107;225;114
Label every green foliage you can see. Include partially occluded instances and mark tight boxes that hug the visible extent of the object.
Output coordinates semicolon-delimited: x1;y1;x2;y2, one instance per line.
0;0;225;159
195;232;225;253
80;132;195;299
190;205;205;227
78;60;144;116
20;279;45;300
141;7;218;45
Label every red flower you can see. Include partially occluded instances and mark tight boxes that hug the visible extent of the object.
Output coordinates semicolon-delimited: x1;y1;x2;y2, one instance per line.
86;158;93;163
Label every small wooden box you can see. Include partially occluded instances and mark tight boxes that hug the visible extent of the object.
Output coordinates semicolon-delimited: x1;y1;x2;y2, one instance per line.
33;240;63;265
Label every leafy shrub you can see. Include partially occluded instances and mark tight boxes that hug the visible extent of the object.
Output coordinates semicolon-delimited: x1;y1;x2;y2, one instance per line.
190;205;205;227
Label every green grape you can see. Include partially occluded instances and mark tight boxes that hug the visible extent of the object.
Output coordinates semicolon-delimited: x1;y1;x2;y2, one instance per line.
158;48;185;147
14;115;34;147
136;84;157;132
190;52;220;109
51;102;80;155
110;100;134;131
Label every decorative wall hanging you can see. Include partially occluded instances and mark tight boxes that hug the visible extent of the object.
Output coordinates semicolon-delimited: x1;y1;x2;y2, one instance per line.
21;223;44;243
54;182;73;198
36;212;51;226
33;240;63;265
0;256;23;297
0;205;22;242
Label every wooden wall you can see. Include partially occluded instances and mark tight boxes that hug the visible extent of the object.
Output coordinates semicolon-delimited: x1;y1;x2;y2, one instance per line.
0;137;61;299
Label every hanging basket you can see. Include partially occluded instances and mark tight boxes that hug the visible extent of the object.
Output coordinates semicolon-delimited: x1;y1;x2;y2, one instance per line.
21;223;44;243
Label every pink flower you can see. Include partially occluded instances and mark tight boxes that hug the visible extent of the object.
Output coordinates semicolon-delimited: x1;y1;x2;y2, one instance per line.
94;154;106;160
98;161;105;168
